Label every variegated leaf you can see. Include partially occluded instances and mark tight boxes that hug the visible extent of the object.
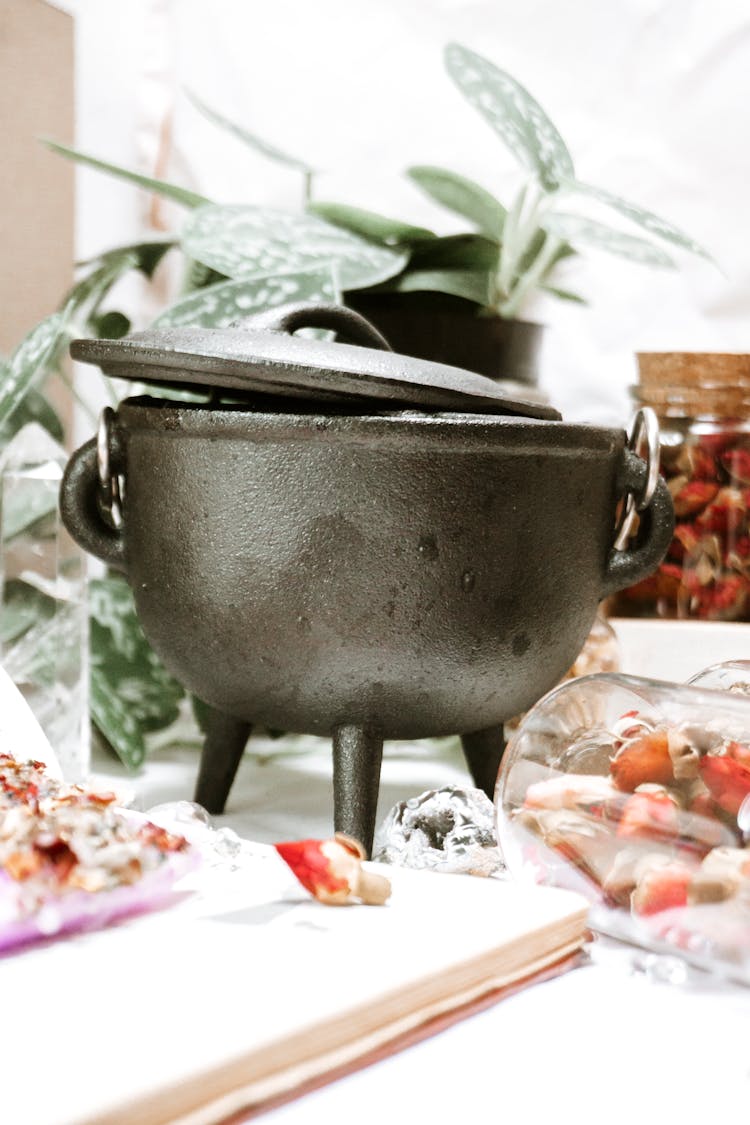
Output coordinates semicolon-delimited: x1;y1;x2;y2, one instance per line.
309;202;435;245
153;268;339;328
43;140;210;208
542;213;676;267
65;251;140;323
181;205;408;291
0;388;64;445
444;43;574;190
79;240;175;279
186;89;316;175
90;575;185;770
567;180;712;260
0;314;67;431
407;165;506;239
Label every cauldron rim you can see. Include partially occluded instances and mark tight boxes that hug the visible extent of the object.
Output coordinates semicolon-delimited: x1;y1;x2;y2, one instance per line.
117;394;625;454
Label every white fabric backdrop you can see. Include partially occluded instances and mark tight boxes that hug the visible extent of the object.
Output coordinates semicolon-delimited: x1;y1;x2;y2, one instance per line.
72;0;750;423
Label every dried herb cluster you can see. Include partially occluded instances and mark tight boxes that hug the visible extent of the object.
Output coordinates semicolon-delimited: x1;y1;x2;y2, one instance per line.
0;754;188;934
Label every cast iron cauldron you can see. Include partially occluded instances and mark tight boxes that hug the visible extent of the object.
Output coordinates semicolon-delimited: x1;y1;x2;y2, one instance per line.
60;303;674;853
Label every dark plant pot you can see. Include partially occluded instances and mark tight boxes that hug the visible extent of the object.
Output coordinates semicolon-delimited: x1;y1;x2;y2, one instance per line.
347;291;543;386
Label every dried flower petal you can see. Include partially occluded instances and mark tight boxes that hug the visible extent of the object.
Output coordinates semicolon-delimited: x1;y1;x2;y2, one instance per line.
610;730;674;791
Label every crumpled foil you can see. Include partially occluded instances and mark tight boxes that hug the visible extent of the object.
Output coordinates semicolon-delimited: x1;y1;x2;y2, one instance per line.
373;785;504;877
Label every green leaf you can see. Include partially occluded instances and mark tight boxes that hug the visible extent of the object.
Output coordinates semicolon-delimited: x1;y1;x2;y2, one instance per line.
309;202;435;246
542;213;676;267
91;310;132;339
181;258;228;294
567;180;712;260
511;229;574;283
186;89;316;175
1;477;59;542
515;228;546;274
0;314;67;432
65;251;140;322
191;694;212;735
90;669;147;771
407;165;506;238
182;204;408;291
408;233;499;271
0;389;64;444
0;579;56;645
89;575;185;770
539;284;587;304
42;139;211;209
154;267;339;328
385;268;492;305
444;43;574;190
79;240;175;279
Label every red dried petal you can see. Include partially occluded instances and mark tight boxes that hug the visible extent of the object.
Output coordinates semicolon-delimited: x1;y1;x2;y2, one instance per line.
4;850;43;881
669;522;701;562
695;575;748;618
720;447;750;485
672;481;720;518
611;731;674;792
33;838;78;882
84;790;118;807
695;487;747;535
698;755;750;817
616;791;679;843
632;864;692;916
726;740;750;767
275;839;350;897
682;445;720;481
137;822;189;853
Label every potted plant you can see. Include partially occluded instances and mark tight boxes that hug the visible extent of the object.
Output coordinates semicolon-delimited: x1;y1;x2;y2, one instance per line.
39;42;710;387
314;42;711;384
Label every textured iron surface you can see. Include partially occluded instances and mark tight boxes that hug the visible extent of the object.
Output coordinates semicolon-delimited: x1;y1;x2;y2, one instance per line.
60;304;674;850
332;725;384;845
69;302;559;420
61;401;672;739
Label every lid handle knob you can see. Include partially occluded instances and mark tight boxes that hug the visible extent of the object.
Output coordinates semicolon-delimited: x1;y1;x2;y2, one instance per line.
245;301;393;352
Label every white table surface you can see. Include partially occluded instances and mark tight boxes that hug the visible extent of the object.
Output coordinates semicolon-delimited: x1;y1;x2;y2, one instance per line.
90;619;750;1125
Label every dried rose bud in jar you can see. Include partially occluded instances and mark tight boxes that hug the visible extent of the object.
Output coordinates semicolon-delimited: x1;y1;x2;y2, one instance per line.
612;352;750;621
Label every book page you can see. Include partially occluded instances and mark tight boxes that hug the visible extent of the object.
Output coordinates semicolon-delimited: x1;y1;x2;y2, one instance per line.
0;850;587;1125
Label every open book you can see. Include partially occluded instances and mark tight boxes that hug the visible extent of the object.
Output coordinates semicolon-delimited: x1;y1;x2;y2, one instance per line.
1;847;588;1125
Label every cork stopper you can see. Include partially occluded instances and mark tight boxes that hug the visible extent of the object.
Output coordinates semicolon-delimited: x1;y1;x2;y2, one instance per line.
635;352;750;418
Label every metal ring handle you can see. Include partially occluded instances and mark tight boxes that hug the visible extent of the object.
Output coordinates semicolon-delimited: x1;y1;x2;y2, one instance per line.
613;407;660;550
601;448;675;599
244;302;393;352
97;406;125;530
60;437;127;572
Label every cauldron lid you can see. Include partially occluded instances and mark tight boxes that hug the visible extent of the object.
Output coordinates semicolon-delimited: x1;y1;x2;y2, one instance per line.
70;301;560;420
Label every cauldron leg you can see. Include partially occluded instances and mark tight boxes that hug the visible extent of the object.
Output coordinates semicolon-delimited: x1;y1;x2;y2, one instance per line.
332;724;383;858
194;708;252;815
460;724;506;800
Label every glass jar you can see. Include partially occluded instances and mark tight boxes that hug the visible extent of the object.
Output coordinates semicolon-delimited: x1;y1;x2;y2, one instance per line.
496;669;750;980
612;352;750;621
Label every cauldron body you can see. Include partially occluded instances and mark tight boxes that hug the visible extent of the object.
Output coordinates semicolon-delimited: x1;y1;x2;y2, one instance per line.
61;396;673;850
